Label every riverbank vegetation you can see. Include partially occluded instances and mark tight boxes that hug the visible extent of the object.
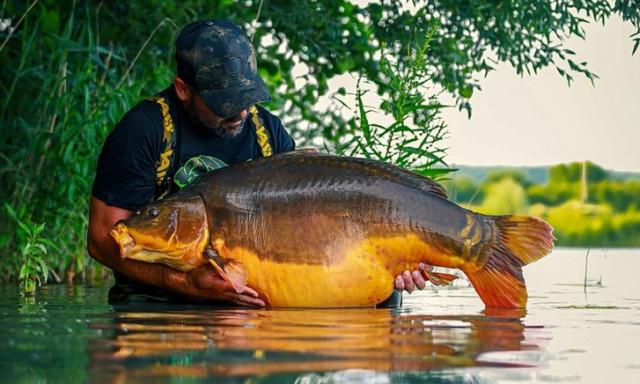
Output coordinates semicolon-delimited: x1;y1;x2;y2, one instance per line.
2;1;639;286
445;162;640;247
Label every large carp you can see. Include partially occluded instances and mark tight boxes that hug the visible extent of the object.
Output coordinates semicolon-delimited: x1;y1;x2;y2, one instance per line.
109;151;554;308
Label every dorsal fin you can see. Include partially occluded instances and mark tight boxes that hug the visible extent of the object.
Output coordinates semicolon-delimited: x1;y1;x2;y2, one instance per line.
256;150;449;200
327;153;449;200
380;163;449;200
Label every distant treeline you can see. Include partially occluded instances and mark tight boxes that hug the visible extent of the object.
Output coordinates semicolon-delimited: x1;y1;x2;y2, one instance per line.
444;162;640;248
453;164;640;185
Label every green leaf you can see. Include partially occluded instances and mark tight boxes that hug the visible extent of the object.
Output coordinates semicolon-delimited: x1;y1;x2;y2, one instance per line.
16;221;33;237
399;146;447;165
37;258;49;282
459;87;473;99
39;238;59;250
33;243;48;255
419;167;457;180
19;265;29;280
357;90;371;144
5;204;18;221
34;223;46;237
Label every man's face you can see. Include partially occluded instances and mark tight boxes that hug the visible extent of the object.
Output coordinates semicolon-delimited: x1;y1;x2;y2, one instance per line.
184;91;248;138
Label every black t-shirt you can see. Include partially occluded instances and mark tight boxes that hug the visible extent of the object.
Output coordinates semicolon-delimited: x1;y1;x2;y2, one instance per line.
92;86;295;210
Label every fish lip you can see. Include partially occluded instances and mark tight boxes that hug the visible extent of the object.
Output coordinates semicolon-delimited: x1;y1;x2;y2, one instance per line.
109;225;135;259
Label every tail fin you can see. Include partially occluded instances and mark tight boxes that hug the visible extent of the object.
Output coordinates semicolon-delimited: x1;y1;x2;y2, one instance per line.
465;215;554;308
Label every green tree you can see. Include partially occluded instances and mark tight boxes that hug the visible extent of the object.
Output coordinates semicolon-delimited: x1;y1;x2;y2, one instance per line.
479;178;530;215
527;181;580;206
611;209;640;247
546;201;613;246
483;169;531;188
529;162;610;206
591;179;640;212
549;162;608;184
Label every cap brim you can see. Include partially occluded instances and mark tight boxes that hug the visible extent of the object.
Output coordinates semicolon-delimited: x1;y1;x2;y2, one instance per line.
198;74;272;119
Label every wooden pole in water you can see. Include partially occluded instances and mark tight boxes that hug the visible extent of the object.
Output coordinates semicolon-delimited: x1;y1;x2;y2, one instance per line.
581;161;588;204
583;247;591;297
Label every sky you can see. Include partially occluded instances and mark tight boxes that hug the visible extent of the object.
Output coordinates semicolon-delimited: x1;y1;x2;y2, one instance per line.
441;18;640;173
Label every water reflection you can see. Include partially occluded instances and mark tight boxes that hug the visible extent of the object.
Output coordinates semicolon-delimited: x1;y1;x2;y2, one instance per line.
3;249;640;382
87;304;538;382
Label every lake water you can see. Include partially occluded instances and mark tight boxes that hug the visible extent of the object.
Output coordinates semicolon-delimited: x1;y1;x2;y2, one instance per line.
1;248;639;383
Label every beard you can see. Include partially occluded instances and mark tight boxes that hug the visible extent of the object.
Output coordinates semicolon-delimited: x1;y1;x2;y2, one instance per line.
185;98;246;138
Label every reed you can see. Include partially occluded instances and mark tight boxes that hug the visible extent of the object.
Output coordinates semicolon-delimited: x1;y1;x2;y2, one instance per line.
0;2;176;282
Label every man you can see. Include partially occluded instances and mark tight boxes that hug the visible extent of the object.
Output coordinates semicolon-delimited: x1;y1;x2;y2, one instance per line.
87;19;427;307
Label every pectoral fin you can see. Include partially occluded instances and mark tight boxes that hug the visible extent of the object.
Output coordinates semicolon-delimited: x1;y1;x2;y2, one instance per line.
421;269;458;287
204;247;247;293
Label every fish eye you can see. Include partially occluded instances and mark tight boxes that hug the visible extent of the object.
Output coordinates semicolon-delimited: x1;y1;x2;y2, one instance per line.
147;207;159;217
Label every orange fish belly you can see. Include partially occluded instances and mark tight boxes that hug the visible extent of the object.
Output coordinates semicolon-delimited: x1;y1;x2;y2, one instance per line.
221;234;467;308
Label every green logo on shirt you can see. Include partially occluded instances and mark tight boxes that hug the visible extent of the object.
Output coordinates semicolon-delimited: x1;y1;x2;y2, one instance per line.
174;155;228;189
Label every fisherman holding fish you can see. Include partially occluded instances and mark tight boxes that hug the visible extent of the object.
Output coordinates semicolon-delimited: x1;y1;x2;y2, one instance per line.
88;19;428;307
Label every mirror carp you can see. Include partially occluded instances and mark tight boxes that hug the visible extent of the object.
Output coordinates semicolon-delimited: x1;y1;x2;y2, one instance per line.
109;151;554;308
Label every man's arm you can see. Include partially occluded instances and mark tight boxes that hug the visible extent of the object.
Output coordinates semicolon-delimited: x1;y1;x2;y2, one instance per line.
87;196;265;306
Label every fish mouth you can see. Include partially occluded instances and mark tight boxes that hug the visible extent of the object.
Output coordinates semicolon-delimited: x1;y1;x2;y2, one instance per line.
109;224;135;259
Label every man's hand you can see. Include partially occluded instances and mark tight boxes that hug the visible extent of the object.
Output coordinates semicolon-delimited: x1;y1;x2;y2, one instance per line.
185;265;265;307
394;263;433;294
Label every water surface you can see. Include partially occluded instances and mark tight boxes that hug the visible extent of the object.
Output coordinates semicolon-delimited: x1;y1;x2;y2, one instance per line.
0;248;638;383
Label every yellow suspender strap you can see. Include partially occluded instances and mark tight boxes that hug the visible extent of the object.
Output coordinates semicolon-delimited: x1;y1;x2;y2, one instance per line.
250;105;272;157
148;101;267;200
148;95;176;201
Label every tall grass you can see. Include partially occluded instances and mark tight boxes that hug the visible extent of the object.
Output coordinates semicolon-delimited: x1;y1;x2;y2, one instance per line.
0;2;176;283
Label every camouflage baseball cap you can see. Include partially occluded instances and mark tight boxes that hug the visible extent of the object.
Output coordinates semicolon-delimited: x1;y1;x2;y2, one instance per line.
175;20;272;119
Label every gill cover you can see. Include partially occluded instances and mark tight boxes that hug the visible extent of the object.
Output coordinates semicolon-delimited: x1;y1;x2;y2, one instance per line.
109;194;210;271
